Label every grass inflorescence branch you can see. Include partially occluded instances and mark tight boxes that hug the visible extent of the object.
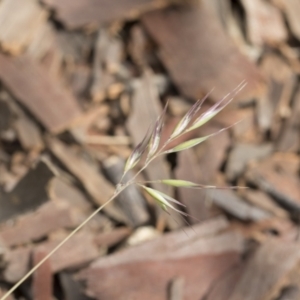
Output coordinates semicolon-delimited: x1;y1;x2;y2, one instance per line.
0;81;246;300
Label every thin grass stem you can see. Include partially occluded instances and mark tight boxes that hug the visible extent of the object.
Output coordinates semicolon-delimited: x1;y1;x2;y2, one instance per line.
0;188;125;300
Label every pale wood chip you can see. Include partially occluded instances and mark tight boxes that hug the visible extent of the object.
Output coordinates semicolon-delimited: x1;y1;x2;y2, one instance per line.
0;0;48;55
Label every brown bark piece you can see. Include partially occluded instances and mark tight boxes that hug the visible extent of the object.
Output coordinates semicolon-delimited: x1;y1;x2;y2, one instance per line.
48;177;114;232
5;98;44;151
205;264;244;300
47;137;127;223
57;31;94;65
245;218;299;243
14;113;44;151
26;21;59;61
0;54;82;133
38;232;99;273
26;21;62;77
3;246;32;283
0;201;76;247
128;25;150;68
241;0;287;46
41;0;171;29
90;29;123;102
47;138;113;203
229;239;300;300
243;190;289;219
276;286;300;300
82;252;240;300
175;149;212;222
214;107;258;143
48;177;92;213
70;104;111;144
277;0;300;40
48;138;128;223
245;155;300;213
0;167;20;193
0;161;54;222
276;86;300;152
142;1;266;102
3;232;99;282
89;216;230;269
0;288;15;300
165;231;244;259
279;267;300;300
0;100;12;131
94;227;132;248
59;272;93;300
66;63;91;99
169;276;184;300
32;250;52;300
226;143;273;181
270;153;300;176
208;189;270;221
0;0;48;55
258;53;295;133
79;229;243;300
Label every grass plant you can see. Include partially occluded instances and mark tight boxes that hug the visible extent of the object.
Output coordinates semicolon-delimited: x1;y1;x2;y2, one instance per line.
0;81;246;300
